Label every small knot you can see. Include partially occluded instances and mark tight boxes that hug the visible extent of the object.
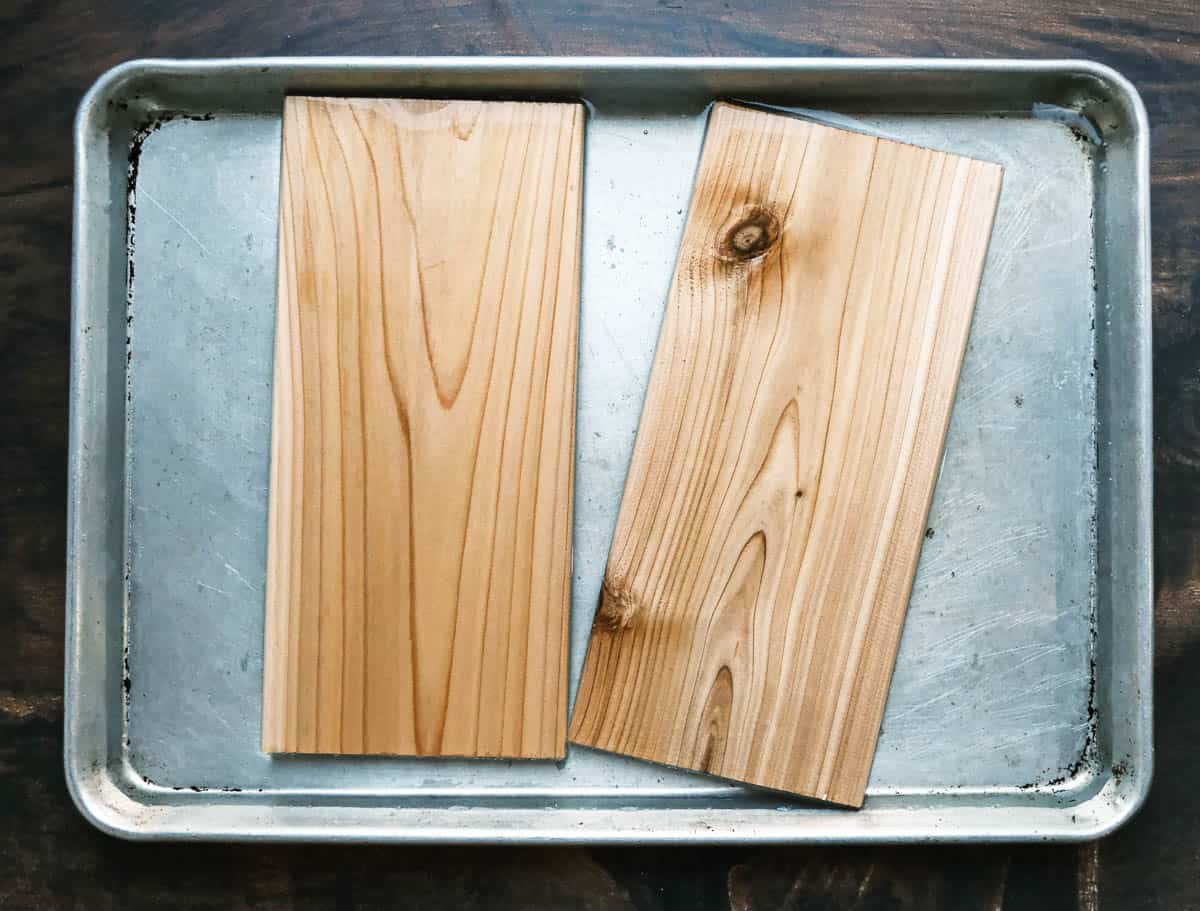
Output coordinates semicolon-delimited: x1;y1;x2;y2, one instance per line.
731;223;766;253
594;576;641;633
717;206;780;263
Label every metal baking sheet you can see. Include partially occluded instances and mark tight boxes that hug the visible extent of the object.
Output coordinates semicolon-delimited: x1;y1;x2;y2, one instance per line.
67;57;1152;843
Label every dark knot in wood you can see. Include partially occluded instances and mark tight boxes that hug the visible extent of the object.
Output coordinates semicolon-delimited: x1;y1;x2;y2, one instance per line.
595;576;641;633
718;206;780;263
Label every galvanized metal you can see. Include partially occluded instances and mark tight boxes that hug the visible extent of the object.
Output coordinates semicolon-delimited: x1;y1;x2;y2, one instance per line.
67;57;1152;843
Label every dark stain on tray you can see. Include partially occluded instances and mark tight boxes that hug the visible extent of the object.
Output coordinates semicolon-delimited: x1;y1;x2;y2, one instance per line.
122;111;217;756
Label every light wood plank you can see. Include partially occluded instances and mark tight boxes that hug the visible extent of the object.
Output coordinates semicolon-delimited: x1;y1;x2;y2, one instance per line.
569;102;1002;805
262;97;583;758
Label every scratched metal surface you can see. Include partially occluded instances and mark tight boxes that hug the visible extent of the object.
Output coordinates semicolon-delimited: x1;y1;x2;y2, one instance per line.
66;59;1152;842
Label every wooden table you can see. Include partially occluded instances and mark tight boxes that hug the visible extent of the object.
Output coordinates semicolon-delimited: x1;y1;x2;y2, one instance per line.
2;2;1195;907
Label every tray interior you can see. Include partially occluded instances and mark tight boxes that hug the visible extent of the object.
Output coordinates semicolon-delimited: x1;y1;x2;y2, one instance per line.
68;60;1151;840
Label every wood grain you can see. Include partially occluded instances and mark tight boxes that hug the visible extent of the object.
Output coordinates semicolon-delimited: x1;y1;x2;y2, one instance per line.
569;103;1003;806
262;97;583;758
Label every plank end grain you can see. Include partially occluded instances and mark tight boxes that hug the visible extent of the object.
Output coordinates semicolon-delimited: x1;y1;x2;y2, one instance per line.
568;103;1003;806
262;97;584;759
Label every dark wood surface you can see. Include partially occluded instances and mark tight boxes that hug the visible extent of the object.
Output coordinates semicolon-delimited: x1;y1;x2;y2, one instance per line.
2;1;1196;907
